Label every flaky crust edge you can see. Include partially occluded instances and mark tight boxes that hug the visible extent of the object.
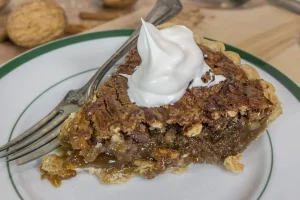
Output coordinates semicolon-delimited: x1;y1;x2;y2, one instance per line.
192;32;282;127
42;24;283;182
192;32;283;171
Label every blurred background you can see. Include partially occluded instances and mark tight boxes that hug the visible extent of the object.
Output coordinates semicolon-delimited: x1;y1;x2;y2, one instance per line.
0;0;300;84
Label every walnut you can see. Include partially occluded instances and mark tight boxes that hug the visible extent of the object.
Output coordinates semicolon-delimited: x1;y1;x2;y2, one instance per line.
111;133;124;144
7;0;66;48
109;125;121;134
92;94;97;103
239;105;248;115
223;51;241;65
248;121;260;131
211;111;220;120
165;129;177;145
224;153;244;172
101;0;137;8
184;123;203;137
149;121;164;131
0;0;9;11
151;148;180;160
227;110;237;117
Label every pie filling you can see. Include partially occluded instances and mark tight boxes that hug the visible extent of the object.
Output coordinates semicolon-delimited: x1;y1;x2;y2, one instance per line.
40;44;282;187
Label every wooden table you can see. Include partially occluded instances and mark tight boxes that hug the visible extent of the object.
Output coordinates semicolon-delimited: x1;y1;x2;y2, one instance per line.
1;0;300;85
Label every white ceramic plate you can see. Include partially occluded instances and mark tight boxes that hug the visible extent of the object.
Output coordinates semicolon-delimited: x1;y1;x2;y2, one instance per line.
0;30;299;200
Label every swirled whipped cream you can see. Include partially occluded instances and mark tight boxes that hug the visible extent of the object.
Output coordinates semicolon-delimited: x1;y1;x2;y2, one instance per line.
125;20;225;107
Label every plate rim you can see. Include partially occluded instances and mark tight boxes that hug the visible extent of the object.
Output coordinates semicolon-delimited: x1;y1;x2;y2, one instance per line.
0;29;299;200
0;29;299;102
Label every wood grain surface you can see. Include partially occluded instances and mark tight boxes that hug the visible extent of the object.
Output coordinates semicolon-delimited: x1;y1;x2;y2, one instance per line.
1;0;300;85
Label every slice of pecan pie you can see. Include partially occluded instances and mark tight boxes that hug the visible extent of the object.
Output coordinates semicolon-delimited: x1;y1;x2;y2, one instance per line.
40;29;282;187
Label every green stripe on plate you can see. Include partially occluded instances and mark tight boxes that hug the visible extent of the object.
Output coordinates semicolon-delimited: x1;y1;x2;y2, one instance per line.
0;30;133;79
1;30;299;101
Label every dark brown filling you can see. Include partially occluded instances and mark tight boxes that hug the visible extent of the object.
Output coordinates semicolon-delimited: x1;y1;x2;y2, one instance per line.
41;45;275;186
41;110;271;187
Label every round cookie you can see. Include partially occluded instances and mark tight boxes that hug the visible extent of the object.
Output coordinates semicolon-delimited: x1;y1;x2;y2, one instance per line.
7;0;66;48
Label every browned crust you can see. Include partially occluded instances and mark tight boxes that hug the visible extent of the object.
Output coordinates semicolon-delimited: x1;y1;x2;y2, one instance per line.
192;31;282;129
224;153;244;172
42;25;283;185
197;34;283;166
41;153;189;184
260;80;283;126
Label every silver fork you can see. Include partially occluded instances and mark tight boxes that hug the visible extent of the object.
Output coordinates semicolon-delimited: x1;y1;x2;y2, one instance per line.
0;0;182;165
194;0;249;8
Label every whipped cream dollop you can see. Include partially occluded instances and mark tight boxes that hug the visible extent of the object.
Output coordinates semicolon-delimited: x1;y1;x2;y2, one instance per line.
125;20;225;107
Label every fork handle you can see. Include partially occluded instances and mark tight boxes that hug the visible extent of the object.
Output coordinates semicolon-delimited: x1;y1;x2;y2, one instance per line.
84;0;182;101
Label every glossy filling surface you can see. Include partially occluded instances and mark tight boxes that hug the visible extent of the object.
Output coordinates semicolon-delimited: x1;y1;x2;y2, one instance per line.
40;44;279;187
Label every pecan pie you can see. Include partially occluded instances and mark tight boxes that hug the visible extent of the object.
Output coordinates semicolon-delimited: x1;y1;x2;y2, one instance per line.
40;30;282;187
